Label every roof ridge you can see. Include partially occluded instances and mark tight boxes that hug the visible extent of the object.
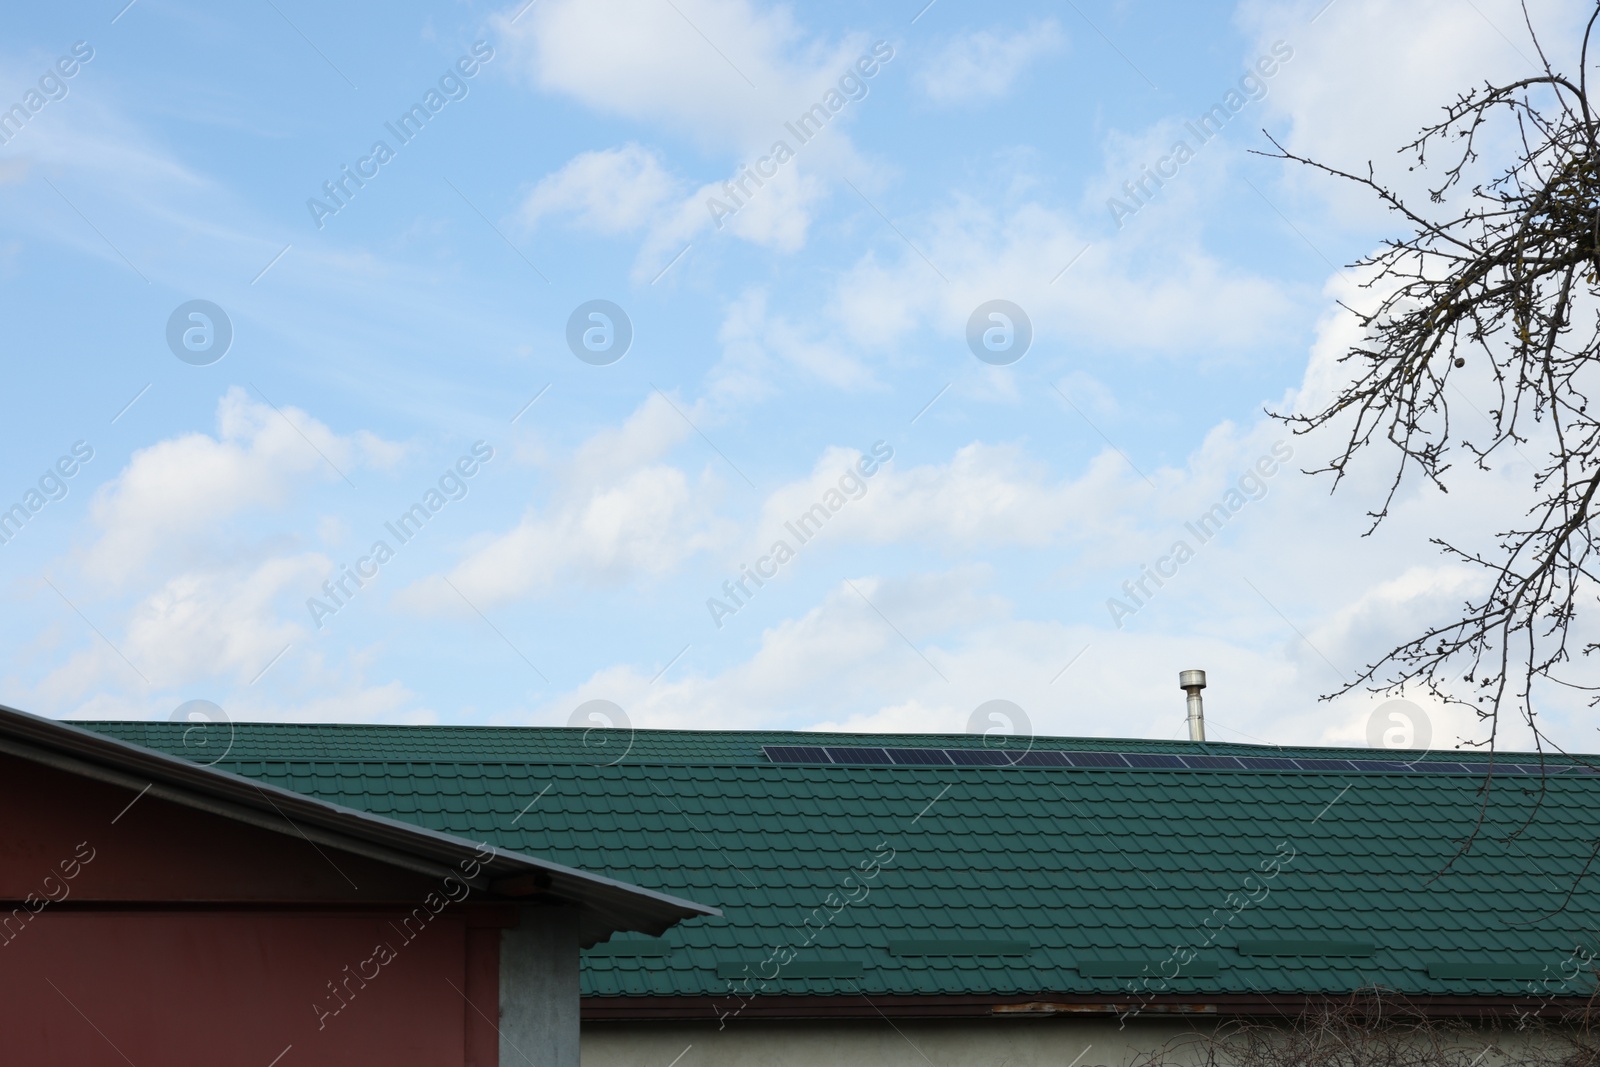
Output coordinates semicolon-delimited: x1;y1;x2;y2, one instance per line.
70;720;1600;762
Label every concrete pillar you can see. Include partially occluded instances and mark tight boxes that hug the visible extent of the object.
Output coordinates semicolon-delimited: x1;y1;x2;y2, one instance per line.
500;905;580;1067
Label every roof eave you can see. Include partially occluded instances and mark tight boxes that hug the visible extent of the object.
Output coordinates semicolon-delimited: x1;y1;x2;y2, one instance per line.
0;704;717;939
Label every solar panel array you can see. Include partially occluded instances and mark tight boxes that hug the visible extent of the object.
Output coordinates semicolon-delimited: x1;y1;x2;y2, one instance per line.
761;745;1596;776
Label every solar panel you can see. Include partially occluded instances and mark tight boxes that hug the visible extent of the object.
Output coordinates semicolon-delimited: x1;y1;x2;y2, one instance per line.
1014;750;1069;767
945;749;1016;766
887;748;953;765
1293;759;1358;771
759;745;1594;778
762;746;831;764
1063;751;1130;768
1121;752;1186;768
824;746;895;764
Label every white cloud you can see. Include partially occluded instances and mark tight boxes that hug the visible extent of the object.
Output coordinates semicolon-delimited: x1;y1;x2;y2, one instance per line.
495;0;894;267
702;194;1293;391
1241;0;1585;223
712;288;878;396
503;313;1577;751
33;552;322;700
567;389;699;485
514;108;863;273
80;388;402;585
426;466;721;597
492;0;867;151
402;402;1166;618
119;556;318;684
697;162;831;252
517;144;684;233
53;677;428;726
522;546;1545;753
395;396;1299;626
521;149;839;274
396;393;737;611
917;21;1065;103
538;568;1009;731
743;440;1139;561
518;563;1505;751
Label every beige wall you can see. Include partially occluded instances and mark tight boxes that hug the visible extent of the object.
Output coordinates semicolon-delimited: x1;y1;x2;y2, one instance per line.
582;1017;1205;1067
582;1017;1574;1067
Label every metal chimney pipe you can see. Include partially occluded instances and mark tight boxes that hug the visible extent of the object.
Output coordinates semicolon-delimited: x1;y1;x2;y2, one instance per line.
1179;670;1207;742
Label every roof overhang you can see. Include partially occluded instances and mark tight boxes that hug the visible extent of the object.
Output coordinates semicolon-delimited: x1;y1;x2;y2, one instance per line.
0;704;718;944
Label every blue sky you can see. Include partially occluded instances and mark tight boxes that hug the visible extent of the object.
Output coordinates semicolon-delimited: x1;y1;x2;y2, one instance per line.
0;0;1585;751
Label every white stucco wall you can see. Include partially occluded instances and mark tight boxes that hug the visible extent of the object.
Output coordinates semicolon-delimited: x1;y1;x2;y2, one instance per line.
581;1016;1574;1067
581;1017;1205;1067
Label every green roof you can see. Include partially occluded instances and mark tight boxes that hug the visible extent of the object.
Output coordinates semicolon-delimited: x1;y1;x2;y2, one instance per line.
80;722;1600;1002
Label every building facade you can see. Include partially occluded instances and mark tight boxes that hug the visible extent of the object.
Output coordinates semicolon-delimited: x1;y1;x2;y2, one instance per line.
74;719;1600;1066
0;707;714;1066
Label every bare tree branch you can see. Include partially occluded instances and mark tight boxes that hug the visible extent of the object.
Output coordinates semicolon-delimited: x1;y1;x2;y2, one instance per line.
1257;6;1600;817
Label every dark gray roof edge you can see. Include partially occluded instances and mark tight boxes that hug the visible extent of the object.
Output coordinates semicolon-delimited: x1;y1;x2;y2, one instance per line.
0;703;718;933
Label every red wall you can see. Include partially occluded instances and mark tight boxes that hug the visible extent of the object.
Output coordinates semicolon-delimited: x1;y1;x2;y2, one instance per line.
0;752;504;1066
2;910;500;1065
0;753;440;902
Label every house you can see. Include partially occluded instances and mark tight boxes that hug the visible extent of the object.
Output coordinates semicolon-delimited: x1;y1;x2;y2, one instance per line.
0;704;715;1066
74;706;1600;1066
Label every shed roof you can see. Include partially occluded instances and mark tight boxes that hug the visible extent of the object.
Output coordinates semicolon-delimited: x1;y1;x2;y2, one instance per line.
80;721;1600;1009
0;705;715;943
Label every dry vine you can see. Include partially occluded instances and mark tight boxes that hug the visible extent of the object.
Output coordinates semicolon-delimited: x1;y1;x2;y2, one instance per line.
1128;991;1600;1067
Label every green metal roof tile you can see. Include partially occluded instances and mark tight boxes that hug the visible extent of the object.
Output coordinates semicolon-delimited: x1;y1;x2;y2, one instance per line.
73;720;1600;1001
